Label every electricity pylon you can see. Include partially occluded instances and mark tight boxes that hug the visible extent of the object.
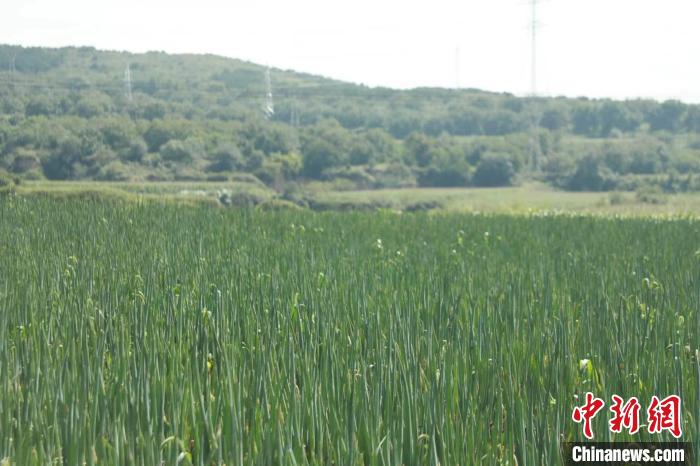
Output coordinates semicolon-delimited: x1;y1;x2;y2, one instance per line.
124;64;133;101
264;67;274;118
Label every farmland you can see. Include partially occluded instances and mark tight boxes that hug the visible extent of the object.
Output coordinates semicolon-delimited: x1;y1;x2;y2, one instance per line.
12;180;700;216
0;197;699;464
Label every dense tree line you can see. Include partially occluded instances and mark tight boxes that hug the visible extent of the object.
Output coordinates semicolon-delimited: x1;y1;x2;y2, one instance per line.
0;44;699;191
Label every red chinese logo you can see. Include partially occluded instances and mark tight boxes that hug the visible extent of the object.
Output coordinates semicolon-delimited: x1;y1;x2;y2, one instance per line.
572;393;682;439
647;395;682;438
609;395;641;435
572;392;606;439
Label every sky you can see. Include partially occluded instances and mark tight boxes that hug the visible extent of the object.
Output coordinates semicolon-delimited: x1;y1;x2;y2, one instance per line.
1;0;698;103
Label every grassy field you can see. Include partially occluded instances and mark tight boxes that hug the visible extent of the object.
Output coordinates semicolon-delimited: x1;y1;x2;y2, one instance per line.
0;197;698;464
310;184;700;216
12;180;700;217
11;180;272;206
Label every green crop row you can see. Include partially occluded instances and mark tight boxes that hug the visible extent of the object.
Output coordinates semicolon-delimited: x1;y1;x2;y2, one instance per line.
0;197;698;465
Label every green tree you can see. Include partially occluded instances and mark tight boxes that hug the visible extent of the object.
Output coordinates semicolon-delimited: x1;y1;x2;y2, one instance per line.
404;133;437;167
144;120;192;152
300;120;350;178
207;142;245;172
473;153;515;187
142;102;167;121
540;107;569;131
25;96;56;117
572;105;599;136
42;136;83;179
483;110;523;135
450;109;484;136
566;154;617;191
684;106;700;132
598;102;640;136
160;138;204;164
648;100;686;132
75;92;112;118
121;139;148;162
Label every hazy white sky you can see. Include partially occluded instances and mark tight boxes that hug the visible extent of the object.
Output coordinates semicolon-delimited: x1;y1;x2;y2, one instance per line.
1;0;698;102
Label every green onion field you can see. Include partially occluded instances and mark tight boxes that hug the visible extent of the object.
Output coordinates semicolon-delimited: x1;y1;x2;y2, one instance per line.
0;197;698;464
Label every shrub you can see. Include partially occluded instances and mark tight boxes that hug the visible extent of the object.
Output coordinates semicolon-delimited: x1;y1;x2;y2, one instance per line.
22;169;45;181
370;163;417;189
120;139;148;162
256;199;304;211
473;153;515;187
206;174;229;182
280;183;311;208
160;138;205;164
322;166;376;189
404;200;444;212
160;140;193;163
96;161;132;181
206;143;244;172
566;154;618;191
172;167;206;181
608;192;627;205
417;165;470;187
635;186;667;205
218;190;267;207
228;172;265;186
0;170;16;193
10;149;41;173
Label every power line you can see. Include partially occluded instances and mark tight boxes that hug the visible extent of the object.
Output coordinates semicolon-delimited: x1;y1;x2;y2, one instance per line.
530;0;539;97
0;71;414;100
0;68;508;107
455;45;460;89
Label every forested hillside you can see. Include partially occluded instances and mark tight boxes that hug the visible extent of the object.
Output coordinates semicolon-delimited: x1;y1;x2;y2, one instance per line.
1;44;699;192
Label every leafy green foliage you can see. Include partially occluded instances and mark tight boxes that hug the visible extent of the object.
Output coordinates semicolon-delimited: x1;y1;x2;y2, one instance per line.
0;168;15;192
0;44;699;190
473;153;515;187
566;154;618;191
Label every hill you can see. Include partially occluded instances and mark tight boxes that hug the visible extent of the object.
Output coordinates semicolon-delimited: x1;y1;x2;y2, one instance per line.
1;44;700;193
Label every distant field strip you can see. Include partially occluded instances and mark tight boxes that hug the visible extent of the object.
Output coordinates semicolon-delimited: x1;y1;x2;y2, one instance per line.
0;198;698;464
14;181;700;216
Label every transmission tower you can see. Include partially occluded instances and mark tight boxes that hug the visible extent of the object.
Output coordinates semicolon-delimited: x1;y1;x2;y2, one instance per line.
123;64;133;101
530;0;538;96
264;67;274;119
527;0;543;171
